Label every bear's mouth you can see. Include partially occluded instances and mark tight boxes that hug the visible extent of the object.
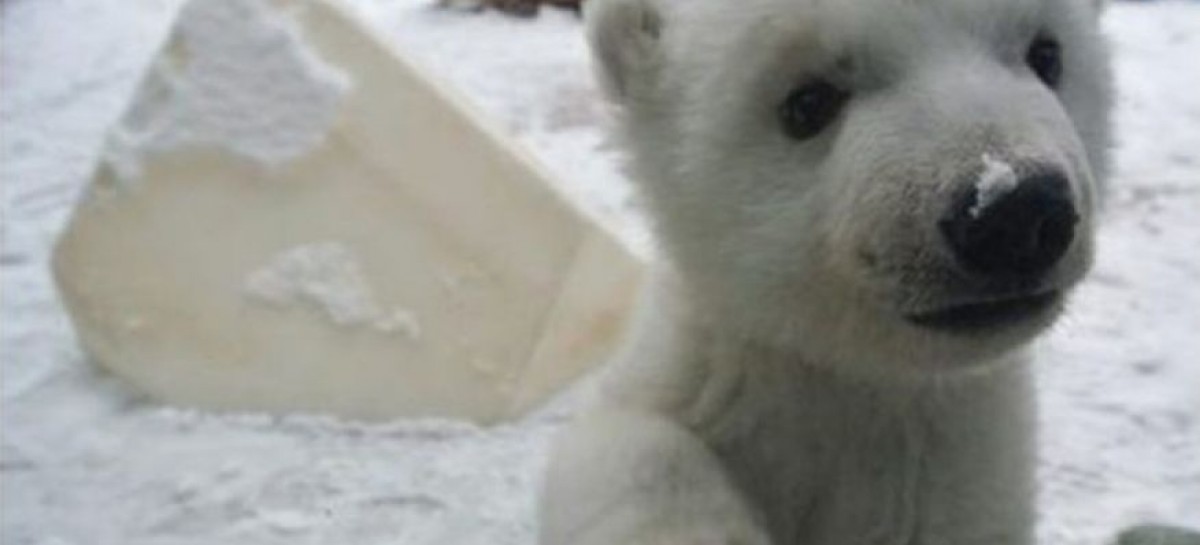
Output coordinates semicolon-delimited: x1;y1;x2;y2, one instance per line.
905;290;1061;333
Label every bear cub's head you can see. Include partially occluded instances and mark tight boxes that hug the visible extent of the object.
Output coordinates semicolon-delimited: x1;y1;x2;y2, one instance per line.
588;0;1112;376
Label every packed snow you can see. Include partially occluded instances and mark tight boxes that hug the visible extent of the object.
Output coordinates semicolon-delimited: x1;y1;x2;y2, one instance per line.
1;1;1197;545
107;0;351;181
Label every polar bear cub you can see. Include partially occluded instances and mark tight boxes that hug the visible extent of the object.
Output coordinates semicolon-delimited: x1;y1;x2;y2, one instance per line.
541;0;1112;544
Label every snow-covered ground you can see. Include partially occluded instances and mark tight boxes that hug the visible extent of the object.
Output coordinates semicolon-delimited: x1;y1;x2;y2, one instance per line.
1;1;1197;544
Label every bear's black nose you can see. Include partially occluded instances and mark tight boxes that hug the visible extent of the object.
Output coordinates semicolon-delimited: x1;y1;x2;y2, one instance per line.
940;173;1078;279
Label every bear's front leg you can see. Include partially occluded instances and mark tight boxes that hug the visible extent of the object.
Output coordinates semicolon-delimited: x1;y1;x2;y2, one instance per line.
540;408;772;545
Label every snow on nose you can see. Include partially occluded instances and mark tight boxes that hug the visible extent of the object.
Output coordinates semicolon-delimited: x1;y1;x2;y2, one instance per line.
940;154;1078;279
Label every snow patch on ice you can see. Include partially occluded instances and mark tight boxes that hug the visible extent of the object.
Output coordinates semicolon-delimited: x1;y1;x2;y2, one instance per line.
374;308;424;339
242;241;419;337
970;153;1020;218
243;242;380;326
104;0;350;182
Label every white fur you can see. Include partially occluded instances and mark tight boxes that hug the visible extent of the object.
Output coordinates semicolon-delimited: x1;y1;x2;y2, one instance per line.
542;0;1112;543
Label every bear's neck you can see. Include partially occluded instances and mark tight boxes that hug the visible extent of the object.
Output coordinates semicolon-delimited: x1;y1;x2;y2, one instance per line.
617;267;1034;424
600;273;1035;542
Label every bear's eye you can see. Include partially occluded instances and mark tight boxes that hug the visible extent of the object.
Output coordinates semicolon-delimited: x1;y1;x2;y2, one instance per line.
1026;35;1062;88
779;80;849;141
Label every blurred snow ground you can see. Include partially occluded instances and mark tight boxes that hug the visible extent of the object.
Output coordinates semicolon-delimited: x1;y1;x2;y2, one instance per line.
1;1;1197;544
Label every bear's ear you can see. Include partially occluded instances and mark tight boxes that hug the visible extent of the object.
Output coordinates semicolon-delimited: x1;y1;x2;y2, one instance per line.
585;0;665;105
